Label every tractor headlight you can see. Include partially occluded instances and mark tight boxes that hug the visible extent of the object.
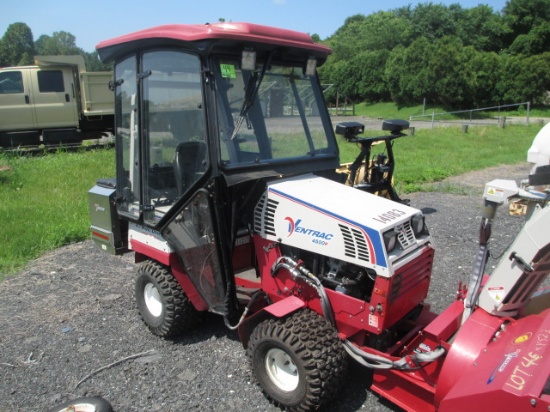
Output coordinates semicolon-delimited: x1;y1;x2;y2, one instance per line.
411;214;425;236
383;230;398;252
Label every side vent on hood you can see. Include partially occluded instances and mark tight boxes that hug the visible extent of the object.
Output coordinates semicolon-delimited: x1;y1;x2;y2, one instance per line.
254;194;278;236
339;224;370;263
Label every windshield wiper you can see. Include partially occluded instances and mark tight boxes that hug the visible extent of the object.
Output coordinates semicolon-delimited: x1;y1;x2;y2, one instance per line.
230;51;274;140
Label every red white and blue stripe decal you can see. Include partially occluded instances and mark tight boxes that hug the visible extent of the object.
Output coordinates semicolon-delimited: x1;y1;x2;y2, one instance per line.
269;188;386;267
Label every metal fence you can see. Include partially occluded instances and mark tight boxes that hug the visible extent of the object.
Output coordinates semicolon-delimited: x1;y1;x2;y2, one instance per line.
408;101;532;127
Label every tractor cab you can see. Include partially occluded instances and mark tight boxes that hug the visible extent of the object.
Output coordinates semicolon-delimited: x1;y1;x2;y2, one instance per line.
89;23;341;312
104;27;338;228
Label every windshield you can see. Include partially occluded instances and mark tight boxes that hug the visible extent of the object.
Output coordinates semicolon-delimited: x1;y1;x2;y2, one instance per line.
214;57;337;169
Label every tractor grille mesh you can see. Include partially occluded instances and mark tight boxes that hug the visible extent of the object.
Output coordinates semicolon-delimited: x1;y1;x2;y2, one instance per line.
339;224;370;262
397;221;416;249
254;194;277;236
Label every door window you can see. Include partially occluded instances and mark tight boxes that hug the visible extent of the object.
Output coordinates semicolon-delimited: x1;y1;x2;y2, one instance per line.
141;50;207;225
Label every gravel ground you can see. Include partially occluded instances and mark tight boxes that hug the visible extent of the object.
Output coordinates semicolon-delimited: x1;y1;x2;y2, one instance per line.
0;162;533;412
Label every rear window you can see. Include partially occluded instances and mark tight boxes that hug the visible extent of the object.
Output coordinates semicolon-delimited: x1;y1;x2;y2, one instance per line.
37;70;65;92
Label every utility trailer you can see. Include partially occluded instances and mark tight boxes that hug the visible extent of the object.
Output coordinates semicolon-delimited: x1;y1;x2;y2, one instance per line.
88;22;550;411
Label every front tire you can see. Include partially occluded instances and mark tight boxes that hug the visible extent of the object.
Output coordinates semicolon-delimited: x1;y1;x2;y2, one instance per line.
135;260;200;338
247;309;348;411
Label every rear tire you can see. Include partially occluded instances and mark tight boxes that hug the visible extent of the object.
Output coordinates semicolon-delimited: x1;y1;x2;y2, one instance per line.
247;309;347;411
135;260;201;338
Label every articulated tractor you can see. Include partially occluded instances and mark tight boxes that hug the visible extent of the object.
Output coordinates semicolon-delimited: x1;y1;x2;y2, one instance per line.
88;22;550;411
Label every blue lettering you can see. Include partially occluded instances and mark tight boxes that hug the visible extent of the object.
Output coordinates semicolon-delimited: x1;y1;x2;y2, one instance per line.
294;221;333;240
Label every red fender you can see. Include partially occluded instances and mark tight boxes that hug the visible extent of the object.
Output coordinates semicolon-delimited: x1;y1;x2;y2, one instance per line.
238;296;306;348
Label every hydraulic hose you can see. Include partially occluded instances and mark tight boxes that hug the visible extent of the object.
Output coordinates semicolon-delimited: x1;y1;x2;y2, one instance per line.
225;289;266;331
271;256;335;325
271;255;447;370
344;340;447;370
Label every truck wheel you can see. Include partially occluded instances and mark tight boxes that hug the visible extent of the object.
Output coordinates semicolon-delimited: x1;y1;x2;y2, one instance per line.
135;260;201;338
247;309;347;411
47;396;112;412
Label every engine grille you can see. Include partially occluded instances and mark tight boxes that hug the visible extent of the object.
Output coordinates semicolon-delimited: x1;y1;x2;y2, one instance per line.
254;194;277;236
396;221;416;250
390;246;434;302
339;224;370;263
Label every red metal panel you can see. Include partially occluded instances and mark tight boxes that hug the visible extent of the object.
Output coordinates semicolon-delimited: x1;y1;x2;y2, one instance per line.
264;296;306;317
131;239;171;266
437;308;550;411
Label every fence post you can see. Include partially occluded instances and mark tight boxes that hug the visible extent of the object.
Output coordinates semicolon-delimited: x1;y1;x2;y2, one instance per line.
498;117;506;128
527;101;530;126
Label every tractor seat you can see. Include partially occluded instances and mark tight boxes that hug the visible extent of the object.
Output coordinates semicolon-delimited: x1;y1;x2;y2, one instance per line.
173;141;207;196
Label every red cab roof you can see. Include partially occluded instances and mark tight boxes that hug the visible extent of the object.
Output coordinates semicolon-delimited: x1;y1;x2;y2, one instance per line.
96;22;331;62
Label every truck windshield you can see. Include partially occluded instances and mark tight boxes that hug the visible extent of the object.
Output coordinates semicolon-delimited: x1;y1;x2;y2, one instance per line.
214;57;335;169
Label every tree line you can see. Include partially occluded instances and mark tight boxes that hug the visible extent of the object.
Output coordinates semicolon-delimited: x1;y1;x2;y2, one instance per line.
0;23;110;71
2;0;550;108
318;0;550;108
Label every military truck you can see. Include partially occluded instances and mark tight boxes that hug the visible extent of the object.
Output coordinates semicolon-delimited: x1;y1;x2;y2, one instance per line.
0;55;113;148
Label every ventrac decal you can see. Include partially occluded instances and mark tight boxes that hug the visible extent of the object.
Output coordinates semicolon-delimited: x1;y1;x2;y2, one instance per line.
285;217;334;239
285;217;334;246
270;188;385;267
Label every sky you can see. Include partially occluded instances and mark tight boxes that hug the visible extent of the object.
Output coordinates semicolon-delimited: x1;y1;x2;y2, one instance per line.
3;0;509;53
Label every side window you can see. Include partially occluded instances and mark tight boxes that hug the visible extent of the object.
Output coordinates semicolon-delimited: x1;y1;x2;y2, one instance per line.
37;70;65;92
0;71;24;94
141;50;206;225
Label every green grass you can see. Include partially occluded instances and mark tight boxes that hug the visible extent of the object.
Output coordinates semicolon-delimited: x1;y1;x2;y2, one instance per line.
0;148;114;279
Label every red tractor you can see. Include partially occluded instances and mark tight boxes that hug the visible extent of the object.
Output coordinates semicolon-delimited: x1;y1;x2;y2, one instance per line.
88;22;550;411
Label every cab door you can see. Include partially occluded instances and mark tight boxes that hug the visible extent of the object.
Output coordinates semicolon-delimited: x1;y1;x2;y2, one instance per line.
161;190;228;315
29;66;79;128
0;69;37;131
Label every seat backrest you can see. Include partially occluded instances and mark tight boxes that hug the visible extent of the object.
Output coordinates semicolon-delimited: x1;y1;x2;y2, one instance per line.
173;141;207;196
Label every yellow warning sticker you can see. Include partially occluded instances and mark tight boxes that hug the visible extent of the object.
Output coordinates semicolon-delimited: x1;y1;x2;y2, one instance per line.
487;187;504;197
488;286;505;302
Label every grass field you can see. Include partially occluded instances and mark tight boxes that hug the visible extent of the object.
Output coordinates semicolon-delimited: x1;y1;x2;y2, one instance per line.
0;148;114;278
0;104;546;280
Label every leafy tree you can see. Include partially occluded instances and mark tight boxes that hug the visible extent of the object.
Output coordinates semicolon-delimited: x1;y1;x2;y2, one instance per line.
466;50;502;107
35;31;82;56
84;51;112;71
503;0;550;36
461;5;509;52
0;22;35;66
497;52;550;104
385;38;436;105
508;23;550;55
